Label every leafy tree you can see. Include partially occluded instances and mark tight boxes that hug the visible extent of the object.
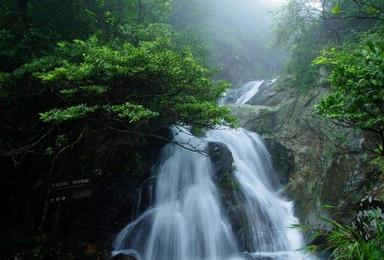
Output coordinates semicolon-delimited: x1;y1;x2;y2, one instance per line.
0;0;174;72
273;0;383;90
0;2;234;256
0;0;105;70
323;0;384;22
314;30;384;157
0;33;234;166
273;0;334;89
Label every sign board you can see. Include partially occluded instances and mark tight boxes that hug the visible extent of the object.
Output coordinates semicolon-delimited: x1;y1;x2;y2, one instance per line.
49;177;93;203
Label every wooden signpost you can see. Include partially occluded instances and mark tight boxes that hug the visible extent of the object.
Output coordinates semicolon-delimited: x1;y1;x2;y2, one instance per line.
49;177;93;203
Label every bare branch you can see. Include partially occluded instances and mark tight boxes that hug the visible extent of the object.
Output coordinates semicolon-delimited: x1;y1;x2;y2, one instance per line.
106;126;208;156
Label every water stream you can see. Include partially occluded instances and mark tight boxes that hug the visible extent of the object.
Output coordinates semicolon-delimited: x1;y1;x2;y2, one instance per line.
220;80;264;105
112;80;307;260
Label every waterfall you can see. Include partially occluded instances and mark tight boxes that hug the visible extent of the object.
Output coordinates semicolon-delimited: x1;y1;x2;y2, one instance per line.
112;81;308;260
220;80;264;105
112;128;239;260
206;128;305;259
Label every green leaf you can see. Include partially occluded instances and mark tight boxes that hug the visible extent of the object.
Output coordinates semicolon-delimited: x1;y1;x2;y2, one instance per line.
40;105;96;123
331;4;342;14
107;103;158;123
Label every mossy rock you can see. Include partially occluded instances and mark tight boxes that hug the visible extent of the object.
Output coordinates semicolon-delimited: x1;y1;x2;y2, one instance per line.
207;142;253;251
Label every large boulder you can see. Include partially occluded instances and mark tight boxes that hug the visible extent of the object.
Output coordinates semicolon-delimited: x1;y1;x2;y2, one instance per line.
207;142;253;251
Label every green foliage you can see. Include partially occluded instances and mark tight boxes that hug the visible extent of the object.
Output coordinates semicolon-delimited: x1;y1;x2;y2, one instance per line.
107;103;158;123
55;135;68;147
121;23;173;42
314;30;384;155
331;4;342;15
1;34;234;153
39;105;97;123
0;0;106;70
60;85;107;97
273;1;333;89
373;147;384;173
218;172;240;191
274;0;383;90
328;0;384;21
310;210;384;259
283;24;328;90
21;36;232;128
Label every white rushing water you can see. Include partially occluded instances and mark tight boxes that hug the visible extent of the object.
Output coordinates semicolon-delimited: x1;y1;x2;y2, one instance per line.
112;81;307;260
220;80;265;105
206;128;305;258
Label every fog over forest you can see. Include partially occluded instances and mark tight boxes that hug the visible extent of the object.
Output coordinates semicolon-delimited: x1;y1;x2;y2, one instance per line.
171;0;287;84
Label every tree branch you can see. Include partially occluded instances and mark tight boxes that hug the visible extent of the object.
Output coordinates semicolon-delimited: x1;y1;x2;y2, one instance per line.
106;126;208;156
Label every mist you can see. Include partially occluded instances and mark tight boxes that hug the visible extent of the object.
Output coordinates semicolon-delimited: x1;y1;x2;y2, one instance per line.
171;0;287;85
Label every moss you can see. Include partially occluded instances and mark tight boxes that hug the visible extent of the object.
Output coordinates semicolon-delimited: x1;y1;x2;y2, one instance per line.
219;172;241;192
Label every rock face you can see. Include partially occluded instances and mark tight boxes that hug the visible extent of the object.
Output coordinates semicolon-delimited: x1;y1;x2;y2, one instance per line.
112;253;138;260
263;138;295;186
228;79;376;231
207;142;253;251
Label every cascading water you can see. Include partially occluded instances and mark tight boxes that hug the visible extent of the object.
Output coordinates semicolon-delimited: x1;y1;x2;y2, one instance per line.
206;128;305;259
112;81;308;260
112;128;239;260
220;80;264;105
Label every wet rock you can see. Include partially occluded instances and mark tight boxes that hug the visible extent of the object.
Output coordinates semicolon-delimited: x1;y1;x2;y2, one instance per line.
320;155;366;219
111;253;137;260
207;142;253;251
229;78;375;229
263;138;295;186
207;142;235;183
247;80;294;106
241;253;274;260
229;105;279;135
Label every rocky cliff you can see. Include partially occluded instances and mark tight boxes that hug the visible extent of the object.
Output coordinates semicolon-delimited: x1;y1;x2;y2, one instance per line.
228;79;379;232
